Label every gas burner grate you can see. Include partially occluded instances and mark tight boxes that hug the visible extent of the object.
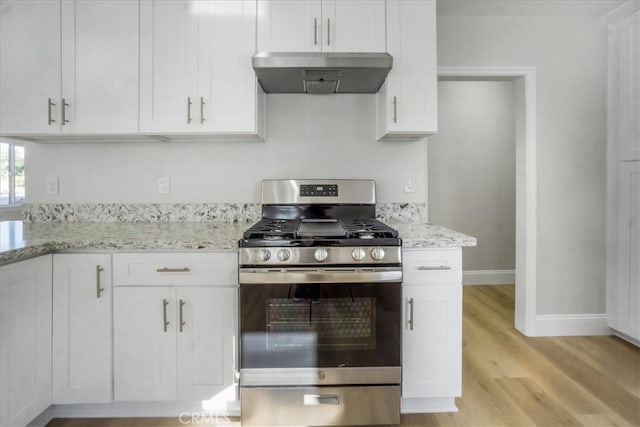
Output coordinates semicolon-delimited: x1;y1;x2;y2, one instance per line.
242;219;298;240
340;218;399;239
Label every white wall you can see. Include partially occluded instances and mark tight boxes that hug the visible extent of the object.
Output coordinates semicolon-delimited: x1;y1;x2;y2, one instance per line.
26;95;427;203
437;15;608;315
428;81;516;272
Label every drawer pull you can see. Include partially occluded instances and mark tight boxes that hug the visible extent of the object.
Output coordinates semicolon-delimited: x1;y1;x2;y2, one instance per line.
162;299;169;332
417;265;451;271
156;267;191;273
304;394;339;405
179;299;186;333
96;265;105;298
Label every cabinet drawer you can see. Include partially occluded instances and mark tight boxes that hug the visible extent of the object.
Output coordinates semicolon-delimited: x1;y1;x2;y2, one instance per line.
113;252;237;286
402;248;462;285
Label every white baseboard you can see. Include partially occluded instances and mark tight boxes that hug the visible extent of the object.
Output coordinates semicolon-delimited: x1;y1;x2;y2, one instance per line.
529;313;611;337
463;269;515;285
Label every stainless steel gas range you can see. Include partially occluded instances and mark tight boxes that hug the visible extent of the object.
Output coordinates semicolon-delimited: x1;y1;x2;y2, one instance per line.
238;179;402;427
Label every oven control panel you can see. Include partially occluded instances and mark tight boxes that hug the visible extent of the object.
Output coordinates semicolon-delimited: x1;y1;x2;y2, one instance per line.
300;184;338;197
239;246;401;266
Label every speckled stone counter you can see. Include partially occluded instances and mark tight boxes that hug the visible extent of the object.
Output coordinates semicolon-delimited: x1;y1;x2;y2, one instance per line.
0;221;247;265
388;222;477;248
0;220;476;265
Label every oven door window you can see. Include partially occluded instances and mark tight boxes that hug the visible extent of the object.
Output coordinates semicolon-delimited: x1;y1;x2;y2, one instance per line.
240;282;400;369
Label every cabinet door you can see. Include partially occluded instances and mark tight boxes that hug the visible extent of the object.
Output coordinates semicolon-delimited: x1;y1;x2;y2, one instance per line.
402;285;462;398
322;0;386;52
52;254;112;404
257;0;322;52
61;0;140;134
614;11;640;161
177;287;236;402
0;0;61;135
0;256;52;427
139;0;198;133
198;0;258;133
376;0;437;140
113;287;177;401
611;161;640;340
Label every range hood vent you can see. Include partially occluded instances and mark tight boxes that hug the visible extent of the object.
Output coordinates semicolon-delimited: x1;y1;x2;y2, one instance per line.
252;52;393;94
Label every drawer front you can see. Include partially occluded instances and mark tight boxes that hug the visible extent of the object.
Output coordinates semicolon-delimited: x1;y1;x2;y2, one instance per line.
113;252;237;286
402;248;462;285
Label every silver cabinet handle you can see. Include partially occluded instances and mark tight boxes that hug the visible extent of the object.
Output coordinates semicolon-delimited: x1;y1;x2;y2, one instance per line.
314;18;317;45
156;267;191;273
179;299;186;332
47;98;56;125
407;297;414;331
62;98;70;125
187;96;193;123
96;265;105;298
200;97;205;123
162;299;169;332
393;96;397;123
417;265;452;271
327;18;330;46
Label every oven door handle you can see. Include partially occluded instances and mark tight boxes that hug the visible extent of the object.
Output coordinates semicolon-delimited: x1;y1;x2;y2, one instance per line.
239;267;402;284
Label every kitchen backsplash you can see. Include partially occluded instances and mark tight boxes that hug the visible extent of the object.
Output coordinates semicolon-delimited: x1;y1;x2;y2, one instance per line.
23;203;427;223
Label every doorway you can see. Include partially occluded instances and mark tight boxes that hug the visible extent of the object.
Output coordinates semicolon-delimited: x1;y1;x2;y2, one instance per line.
433;68;537;336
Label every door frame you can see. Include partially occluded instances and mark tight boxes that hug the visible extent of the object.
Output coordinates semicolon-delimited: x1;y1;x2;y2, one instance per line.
436;67;537;336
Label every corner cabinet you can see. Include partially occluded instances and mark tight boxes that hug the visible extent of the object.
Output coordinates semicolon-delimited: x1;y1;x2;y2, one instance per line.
113;252;238;407
139;0;265;140
256;0;386;53
0;0;140;137
376;0;437;141
52;254;113;404
401;248;462;414
0;256;52;427
606;4;640;344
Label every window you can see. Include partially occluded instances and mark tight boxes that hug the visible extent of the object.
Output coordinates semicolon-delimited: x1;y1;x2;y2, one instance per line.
0;141;25;206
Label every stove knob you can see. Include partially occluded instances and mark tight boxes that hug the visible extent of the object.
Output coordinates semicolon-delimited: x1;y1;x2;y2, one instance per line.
314;247;329;262
256;249;271;262
371;247;386;261
277;249;291;262
351;247;366;261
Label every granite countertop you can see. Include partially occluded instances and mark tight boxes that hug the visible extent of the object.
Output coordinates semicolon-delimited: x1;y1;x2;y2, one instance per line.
0;220;476;265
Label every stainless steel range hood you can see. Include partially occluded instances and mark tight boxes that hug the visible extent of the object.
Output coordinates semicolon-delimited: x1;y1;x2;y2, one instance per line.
252;52;393;94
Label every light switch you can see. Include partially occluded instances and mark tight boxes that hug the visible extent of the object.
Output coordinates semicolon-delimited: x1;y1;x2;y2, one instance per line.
157;176;171;194
46;177;59;195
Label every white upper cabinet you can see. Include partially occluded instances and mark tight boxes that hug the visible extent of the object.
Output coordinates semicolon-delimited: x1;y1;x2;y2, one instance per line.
257;0;386;52
0;0;139;137
322;1;386;52
376;0;437;141
139;0;198;133
140;0;264;138
0;1;61;135
60;0;140;134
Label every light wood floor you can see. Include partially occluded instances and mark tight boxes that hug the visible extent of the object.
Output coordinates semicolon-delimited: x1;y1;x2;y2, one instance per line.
48;285;639;427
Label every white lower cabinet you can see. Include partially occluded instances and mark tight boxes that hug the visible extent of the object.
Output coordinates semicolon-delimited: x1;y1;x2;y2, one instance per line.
52;254;113;404
113;252;237;403
0;256;52;427
401;248;462;413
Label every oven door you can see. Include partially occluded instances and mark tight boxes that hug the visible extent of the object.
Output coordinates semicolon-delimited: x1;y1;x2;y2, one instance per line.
239;272;401;385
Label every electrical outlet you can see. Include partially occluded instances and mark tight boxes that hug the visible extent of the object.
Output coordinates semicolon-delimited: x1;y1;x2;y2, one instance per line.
404;175;416;193
157;176;171;194
46;177;59;195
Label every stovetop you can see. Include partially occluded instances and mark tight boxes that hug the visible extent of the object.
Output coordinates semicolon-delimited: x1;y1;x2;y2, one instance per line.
239;217;401;248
